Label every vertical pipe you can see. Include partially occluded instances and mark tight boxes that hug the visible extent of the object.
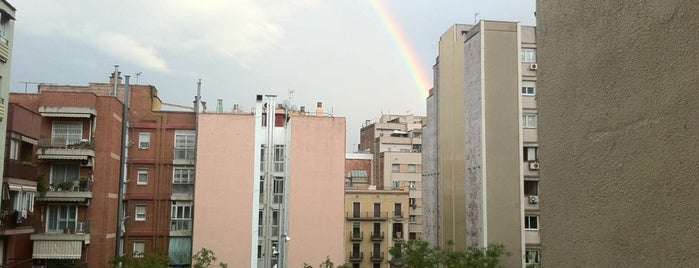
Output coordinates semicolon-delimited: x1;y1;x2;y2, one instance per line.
189;79;202;263
113;65;120;96
115;75;130;263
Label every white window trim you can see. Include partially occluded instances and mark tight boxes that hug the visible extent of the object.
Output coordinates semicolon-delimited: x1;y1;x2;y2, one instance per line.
409;181;416;189
522;113;538;129
525;249;540;265
133;241;145;258
522;86;536;96
138;132;151;149
135;205;147;221
525;215;539;230
137;169;148;185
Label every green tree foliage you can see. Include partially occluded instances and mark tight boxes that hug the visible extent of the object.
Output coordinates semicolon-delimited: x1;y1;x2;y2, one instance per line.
192;248;228;268
388;240;507;268
109;251;170;268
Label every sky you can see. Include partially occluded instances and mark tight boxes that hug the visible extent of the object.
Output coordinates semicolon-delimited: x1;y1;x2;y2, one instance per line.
9;0;536;151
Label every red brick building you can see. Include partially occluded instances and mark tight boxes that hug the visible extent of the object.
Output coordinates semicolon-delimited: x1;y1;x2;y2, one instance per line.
9;76;196;267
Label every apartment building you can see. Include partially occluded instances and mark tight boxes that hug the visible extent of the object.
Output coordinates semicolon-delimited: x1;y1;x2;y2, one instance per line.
9;75;198;267
193;97;345;268
423;21;539;267
537;0;697;266
0;1;16;265
359;115;424;240
1;103;40;267
344;190;408;268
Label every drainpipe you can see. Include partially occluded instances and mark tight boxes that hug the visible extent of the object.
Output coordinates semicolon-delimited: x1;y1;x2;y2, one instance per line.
115;75;131;263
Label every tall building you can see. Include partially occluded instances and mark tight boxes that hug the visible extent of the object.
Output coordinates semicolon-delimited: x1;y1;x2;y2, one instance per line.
1;103;40;267
0;1;16;264
359;114;424;240
537;0;697;266
9;76;199;267
423;21;539;267
193;97;345;268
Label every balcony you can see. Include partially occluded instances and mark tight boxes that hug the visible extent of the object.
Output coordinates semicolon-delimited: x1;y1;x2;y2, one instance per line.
0;210;36;235
393;212;404;220
37;181;93;203
371;251;385;262
348;251;363;262
345;211;389;221
37;138;95;161
171;219;192;232
371;231;385;241
349;231;363;241
31;221;91;244
4;160;38;180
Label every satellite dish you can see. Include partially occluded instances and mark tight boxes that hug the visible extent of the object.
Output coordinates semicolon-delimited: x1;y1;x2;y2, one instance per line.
282;100;290;109
290;105;298;112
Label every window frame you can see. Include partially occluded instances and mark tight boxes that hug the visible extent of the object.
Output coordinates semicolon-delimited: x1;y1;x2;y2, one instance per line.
174;130;196;160
391;164;400;173
525;249;540;265
522;113;538;129
173;166;195;184
407;164;416;173
522;48;536;63
138;132;151;149
524;215;539;230
521;86;536;96
133;241;145;258
137;169;148;185
171;201;193;231
47;205;77;233
135;205;147;221
409;215;416;223
408;181;416;189
524;180;539;196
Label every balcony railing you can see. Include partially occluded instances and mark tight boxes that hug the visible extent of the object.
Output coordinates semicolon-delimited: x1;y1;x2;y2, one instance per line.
38;181;93;202
3;160;38;180
38;221;90;235
31;221;91;243
171;219;192;231
371;231;384;241
38;137;94;150
349;231;363;241
348;251;363;262
371;251;384;262
346;211;389;220
0;210;36;230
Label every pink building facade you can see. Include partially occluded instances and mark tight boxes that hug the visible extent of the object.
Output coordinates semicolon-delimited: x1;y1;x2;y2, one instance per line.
193;96;345;267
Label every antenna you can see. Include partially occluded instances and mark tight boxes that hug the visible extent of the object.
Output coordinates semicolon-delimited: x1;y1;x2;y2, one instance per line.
474;12;480;24
135;72;142;84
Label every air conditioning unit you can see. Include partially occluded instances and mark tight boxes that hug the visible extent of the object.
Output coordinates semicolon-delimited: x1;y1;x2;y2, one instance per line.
529;64;538;70
529;161;540;170
80;157;93;167
529;195;539;204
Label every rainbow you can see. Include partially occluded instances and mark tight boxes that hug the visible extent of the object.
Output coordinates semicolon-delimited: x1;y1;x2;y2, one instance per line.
370;0;432;98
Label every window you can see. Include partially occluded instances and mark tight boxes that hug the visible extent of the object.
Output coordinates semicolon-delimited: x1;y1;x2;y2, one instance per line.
409;198;416;207
409;181;416;189
522;113;537;128
392;181;401;190
272;210;280;236
137;169;148;185
273;145;285;172
392;164;400;173
0;12;8;44
173;166;195;184
524;215;539;230
260;145;266;171
13;190;35;212
47;205;77;233
52;121;83;145
135;205;146;221
174;130;196;160
409;215;416;223
524;147;538;161
133;241;145;258
273;177;284;204
525;249;540;265
138;132;151;149
50;163;80;185
524;181;539;196
9;137;19;160
522;48;536;63
394;203;402;217
521;86;536;95
171;201;192;231
408;164;416;172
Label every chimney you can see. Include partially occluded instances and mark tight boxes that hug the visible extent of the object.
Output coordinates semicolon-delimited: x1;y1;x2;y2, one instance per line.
300;106;306;114
233;104;240;113
316;102;323;116
216;99;223;113
109;71;123;84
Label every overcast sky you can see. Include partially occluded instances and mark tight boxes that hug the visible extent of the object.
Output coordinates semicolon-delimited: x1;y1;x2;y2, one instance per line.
9;0;535;151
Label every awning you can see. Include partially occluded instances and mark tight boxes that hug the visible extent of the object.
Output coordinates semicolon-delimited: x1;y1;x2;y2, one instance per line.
350;170;368;178
21;136;38;145
8;184;36;192
33;240;82;259
38;106;96;118
38;154;88;160
35;197;87;202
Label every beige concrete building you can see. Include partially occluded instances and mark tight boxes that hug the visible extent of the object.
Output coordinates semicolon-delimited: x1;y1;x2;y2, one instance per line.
344;190;409;268
423;21;539;267
193;96;345;268
0;1;16;265
537;0;698;267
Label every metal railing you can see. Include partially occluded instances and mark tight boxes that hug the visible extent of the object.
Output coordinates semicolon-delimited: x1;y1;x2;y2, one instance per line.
371;231;384;241
349;231;363;241
371;251;384;261
171;219;192;231
348;251;363;262
38;137;94;150
346;211;389;219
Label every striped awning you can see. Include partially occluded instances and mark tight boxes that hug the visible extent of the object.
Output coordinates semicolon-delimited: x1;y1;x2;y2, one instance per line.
38;106;96;118
8;184;36;192
33;240;82;259
350;169;368;178
35;197;87;202
37;154;89;160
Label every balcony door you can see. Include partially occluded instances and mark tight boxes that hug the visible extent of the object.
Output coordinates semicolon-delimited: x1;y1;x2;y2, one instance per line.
47;205;77;233
52;121;83;145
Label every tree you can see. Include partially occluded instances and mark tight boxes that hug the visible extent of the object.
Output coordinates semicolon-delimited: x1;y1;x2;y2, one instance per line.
192;248;228;268
303;256;350;268
109;251;170;268
388;240;507;268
